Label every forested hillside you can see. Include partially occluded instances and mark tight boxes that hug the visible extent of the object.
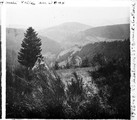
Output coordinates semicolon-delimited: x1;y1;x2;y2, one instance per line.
57;39;130;64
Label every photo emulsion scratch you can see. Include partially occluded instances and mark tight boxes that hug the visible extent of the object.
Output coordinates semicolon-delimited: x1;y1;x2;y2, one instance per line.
5;1;131;119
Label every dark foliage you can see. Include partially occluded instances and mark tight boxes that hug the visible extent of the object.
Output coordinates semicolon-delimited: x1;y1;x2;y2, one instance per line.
65;72;86;118
88;57;130;119
91;53;107;67
6;55;70;118
54;61;59;70
81;57;90;67
6;56;130;118
77;39;130;62
65;61;70;69
18;27;42;70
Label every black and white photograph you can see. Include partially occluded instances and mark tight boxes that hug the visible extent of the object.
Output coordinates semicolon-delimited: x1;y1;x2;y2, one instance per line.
6;4;130;119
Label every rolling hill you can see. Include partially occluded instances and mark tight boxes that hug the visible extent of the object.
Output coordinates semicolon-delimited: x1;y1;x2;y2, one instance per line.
67;24;130;46
84;24;130;39
39;23;129;48
39;22;91;47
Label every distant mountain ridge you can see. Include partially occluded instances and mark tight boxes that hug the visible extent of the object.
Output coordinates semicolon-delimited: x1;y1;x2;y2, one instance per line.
67;23;130;46
85;24;130;39
39;22;91;45
39;23;129;48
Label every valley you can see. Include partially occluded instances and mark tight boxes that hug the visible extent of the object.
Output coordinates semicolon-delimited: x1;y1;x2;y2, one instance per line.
6;22;130;67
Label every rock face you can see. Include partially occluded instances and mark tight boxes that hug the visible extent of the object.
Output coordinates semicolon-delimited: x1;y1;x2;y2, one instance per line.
58;55;82;68
69;55;82;67
32;57;49;71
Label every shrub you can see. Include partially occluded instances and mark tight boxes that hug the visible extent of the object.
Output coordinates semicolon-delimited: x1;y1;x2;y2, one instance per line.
88;57;130;119
6;62;66;118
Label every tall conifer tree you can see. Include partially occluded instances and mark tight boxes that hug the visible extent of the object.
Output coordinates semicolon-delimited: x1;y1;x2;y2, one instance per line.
18;27;42;70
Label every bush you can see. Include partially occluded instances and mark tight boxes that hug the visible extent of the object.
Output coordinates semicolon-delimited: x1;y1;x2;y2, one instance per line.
91;53;107;67
6;62;66;118
81;57;90;67
64;72;86;118
88;57;130;119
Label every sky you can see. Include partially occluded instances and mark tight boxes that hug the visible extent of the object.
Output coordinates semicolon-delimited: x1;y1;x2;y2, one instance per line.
6;6;130;30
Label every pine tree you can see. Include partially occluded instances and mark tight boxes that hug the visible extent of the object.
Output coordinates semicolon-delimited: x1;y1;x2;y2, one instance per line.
18;27;42;70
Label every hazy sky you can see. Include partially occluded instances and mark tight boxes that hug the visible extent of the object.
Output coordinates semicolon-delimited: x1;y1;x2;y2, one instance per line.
6;6;130;30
